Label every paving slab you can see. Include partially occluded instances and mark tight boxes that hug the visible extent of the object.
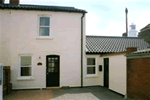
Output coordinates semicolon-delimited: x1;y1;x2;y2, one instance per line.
4;86;124;100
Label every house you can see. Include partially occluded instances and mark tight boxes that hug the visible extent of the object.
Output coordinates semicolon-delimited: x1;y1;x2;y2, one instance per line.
0;0;150;97
126;48;150;100
85;36;150;95
138;23;150;43
0;0;87;89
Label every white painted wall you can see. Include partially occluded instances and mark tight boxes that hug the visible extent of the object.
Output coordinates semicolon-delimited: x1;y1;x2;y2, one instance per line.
0;9;85;89
85;54;126;95
84;55;103;86
108;54;126;95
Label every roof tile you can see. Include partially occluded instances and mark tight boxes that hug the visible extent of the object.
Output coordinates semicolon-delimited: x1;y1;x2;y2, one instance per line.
86;36;150;54
0;4;87;13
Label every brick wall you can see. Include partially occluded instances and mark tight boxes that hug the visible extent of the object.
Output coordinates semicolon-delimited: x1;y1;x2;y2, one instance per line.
127;58;150;100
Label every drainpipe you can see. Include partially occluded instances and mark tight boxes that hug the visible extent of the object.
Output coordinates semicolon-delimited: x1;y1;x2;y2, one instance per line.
81;13;85;88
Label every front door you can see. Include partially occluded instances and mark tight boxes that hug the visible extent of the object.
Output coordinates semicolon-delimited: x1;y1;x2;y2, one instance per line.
104;58;109;88
46;55;59;87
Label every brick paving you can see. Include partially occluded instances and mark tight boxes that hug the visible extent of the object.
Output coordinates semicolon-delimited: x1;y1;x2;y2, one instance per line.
4;86;124;100
3;90;53;100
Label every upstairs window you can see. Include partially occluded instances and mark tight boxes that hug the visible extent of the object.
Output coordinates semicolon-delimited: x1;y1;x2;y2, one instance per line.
39;17;50;37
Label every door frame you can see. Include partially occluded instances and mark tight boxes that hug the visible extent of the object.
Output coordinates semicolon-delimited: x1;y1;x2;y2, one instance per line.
103;58;109;88
46;55;60;87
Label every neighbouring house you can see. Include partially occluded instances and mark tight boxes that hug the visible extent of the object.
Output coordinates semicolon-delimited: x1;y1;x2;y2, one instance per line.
0;0;87;89
85;36;150;95
138;24;150;43
126;48;150;100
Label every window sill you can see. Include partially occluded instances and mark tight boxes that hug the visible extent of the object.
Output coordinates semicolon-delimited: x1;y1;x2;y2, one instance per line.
85;75;98;78
36;37;53;40
17;77;35;81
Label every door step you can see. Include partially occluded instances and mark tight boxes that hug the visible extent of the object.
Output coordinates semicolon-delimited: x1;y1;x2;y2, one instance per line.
46;87;60;89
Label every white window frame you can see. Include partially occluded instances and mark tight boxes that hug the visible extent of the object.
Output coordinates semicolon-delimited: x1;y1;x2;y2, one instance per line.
86;57;98;77
38;15;51;38
19;55;33;78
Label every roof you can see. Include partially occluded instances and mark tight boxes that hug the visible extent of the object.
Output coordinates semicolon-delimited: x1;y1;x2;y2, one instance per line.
86;36;150;54
127;48;150;56
140;24;150;31
0;4;87;13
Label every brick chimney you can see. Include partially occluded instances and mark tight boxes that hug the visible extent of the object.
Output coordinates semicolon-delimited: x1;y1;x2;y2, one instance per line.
0;0;5;4
126;47;137;54
10;0;19;4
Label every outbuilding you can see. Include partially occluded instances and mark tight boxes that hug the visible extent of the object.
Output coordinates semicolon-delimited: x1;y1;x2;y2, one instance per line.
85;36;150;95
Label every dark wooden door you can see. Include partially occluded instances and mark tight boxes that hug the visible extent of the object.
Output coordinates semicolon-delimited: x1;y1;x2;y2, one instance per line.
104;58;109;88
46;55;59;87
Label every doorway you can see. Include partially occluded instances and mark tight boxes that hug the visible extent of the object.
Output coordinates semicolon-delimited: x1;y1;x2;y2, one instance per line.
46;55;60;87
104;58;109;88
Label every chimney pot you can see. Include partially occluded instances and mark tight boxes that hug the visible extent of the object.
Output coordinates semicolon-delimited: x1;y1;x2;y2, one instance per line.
126;47;137;54
0;0;5;4
10;0;19;5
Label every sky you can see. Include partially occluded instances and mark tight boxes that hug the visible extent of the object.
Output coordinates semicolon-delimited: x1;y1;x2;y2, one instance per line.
5;0;150;36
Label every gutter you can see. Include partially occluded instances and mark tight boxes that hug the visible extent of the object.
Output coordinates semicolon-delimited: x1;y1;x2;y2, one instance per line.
81;13;85;88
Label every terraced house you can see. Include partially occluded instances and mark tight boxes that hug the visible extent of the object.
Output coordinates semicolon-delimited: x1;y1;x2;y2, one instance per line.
0;0;150;97
0;0;87;90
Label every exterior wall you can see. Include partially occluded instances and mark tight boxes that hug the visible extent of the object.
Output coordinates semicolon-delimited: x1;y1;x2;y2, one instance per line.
127;57;150;100
0;9;84;89
85;54;126;95
84;55;103;86
107;54;126;95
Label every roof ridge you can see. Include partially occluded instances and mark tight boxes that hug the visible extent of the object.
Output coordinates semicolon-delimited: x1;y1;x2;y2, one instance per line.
86;35;141;39
0;4;87;13
1;4;75;8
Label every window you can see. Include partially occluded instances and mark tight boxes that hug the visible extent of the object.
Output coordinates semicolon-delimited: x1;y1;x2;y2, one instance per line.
20;56;32;76
39;17;50;36
87;58;96;75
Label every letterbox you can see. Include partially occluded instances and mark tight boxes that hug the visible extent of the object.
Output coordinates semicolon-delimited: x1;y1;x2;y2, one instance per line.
99;65;102;71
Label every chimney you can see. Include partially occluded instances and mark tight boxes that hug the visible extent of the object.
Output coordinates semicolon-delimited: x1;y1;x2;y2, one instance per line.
126;47;137;54
122;32;127;37
0;0;5;4
10;0;19;5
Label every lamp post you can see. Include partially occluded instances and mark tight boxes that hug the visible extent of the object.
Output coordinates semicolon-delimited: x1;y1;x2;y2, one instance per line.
125;8;128;37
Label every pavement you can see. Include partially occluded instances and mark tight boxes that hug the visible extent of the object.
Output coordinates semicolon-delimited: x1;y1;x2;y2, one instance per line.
4;86;124;100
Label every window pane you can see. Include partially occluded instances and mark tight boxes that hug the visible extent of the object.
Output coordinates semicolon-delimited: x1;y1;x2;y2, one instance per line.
21;56;31;66
39;27;49;36
48;58;51;62
87;58;95;65
40;17;50;26
48;63;54;68
55;58;58;62
48;68;54;72
21;67;31;76
87;67;95;74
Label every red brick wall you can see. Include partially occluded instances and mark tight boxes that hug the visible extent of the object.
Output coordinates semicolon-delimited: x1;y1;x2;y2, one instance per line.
127;58;150;100
10;0;19;4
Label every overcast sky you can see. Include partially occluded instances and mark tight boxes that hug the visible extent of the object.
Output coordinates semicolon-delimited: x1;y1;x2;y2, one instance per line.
5;0;150;36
